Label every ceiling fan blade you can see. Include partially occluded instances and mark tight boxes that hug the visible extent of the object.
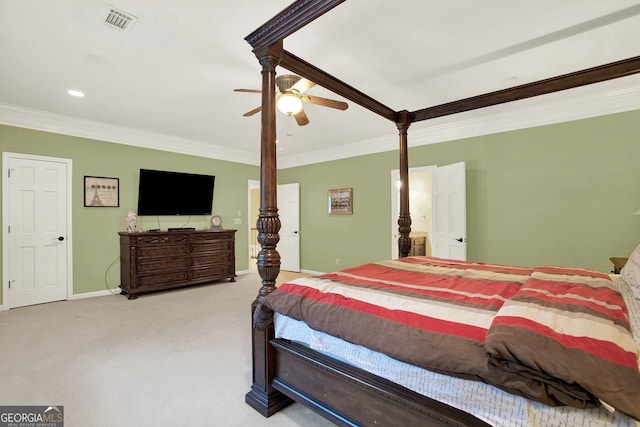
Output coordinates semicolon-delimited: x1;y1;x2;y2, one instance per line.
294;109;309;126
234;89;262;94
301;95;348;111
292;78;315;94
243;106;262;117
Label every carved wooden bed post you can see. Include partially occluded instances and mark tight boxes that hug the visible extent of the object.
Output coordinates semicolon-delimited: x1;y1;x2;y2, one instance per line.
242;1;349;417
396;110;413;258
254;42;282;305
245;40;294;416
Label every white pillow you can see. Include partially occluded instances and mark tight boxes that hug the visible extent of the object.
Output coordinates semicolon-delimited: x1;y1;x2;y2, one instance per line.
621;243;640;299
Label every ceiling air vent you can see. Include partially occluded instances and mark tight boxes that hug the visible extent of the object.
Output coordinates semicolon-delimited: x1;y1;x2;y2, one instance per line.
104;7;138;32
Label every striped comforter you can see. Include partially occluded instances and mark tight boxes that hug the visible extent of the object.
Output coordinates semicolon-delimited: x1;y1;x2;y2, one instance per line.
260;257;640;420
485;265;640;420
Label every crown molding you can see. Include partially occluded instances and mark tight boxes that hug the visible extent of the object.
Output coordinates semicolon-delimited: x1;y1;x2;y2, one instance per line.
2;72;639;170
278;73;640;168
0;103;259;166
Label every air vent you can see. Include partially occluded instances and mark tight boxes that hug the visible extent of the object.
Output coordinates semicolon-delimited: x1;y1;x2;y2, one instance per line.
104;7;138;32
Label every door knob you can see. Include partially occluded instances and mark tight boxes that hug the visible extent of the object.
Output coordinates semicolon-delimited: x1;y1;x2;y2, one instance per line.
58;236;65;241
455;237;464;242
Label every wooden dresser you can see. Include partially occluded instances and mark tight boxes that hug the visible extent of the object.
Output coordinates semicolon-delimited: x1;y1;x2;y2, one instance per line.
118;229;236;299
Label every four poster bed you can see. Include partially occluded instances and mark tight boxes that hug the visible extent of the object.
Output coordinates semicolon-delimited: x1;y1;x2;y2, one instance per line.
243;1;640;426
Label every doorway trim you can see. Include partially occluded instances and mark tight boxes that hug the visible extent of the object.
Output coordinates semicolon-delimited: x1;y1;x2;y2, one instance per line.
248;179;259;273
2;152;74;311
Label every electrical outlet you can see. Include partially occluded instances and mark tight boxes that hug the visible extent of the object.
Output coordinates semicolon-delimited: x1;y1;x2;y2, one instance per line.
233;218;241;225
336;258;340;265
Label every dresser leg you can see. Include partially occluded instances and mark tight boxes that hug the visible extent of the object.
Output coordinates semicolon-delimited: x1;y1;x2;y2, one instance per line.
120;289;137;300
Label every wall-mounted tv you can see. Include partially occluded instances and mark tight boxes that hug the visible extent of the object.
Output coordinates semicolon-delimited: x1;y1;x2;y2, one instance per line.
137;169;215;216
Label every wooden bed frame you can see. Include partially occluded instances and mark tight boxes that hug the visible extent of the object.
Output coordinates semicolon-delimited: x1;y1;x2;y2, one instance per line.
243;1;640;425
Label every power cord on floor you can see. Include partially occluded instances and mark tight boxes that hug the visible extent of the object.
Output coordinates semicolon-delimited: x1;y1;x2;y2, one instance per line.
104;255;122;295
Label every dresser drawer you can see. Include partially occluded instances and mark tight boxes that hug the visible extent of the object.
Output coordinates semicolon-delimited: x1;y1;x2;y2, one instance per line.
190;241;232;254
137;257;188;273
191;266;233;281
137;244;188;259
191;254;232;268
138;271;189;286
189;231;234;243
130;234;189;246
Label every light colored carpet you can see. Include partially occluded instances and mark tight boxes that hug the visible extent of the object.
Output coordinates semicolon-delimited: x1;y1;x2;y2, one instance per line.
0;272;335;427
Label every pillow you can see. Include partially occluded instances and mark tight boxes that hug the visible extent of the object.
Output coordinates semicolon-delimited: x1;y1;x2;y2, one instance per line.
621;243;640;299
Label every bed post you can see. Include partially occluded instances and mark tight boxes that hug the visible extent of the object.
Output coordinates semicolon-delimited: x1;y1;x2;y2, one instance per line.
397;110;413;258
245;41;294;416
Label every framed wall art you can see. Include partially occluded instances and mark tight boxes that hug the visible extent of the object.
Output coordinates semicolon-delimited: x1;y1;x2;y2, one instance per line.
327;187;353;215
84;176;120;207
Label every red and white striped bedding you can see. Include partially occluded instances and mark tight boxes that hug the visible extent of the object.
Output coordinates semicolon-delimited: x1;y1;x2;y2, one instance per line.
485;265;640;420
261;257;640;420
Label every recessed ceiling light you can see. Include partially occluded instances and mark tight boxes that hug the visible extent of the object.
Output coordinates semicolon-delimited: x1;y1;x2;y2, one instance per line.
68;90;85;97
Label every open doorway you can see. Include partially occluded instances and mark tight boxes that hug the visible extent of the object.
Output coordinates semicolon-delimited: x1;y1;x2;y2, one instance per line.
390;166;435;259
391;162;467;260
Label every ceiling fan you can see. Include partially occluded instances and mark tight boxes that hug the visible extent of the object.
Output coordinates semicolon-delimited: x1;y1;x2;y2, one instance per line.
234;74;348;126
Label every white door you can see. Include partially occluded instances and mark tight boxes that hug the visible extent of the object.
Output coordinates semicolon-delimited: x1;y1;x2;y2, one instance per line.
277;183;300;272
431;161;467;260
3;153;71;308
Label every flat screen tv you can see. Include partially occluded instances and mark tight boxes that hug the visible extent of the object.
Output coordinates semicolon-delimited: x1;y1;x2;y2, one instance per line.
137;169;215;216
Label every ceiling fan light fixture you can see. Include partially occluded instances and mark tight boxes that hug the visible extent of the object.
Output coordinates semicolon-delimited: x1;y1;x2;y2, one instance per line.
277;93;302;116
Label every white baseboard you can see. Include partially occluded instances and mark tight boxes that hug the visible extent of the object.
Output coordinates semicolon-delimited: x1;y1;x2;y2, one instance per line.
301;269;325;275
70;273;251;301
6;278;251;307
70;273;252;301
71;288;122;300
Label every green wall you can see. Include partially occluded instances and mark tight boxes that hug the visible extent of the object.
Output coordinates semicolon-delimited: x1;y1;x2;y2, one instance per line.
280;109;640;273
0;125;258;304
280;152;396;271
2;109;640;305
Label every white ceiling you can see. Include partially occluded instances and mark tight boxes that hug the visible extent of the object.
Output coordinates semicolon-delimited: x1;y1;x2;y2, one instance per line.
1;1;640;167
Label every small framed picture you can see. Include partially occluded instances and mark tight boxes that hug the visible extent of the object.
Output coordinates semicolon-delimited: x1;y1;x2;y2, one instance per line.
328;188;353;215
84;176;119;207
